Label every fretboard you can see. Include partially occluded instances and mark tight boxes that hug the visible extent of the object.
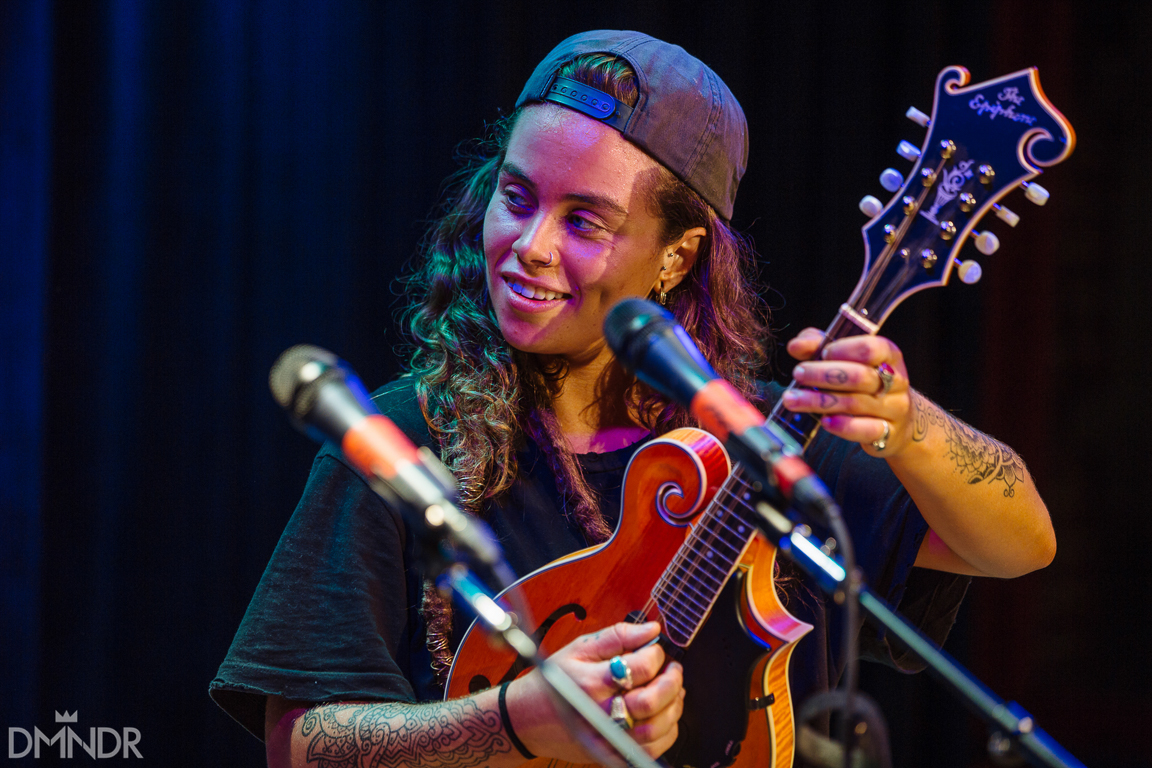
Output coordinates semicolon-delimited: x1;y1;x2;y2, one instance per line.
652;464;764;646
652;310;872;646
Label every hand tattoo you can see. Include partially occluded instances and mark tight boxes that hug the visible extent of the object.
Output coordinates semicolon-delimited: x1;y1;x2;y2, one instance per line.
300;701;511;768
911;391;1027;497
824;368;849;385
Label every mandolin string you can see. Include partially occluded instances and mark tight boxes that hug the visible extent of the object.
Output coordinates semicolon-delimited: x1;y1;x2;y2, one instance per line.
652;458;774;644
665;497;737;610
653;487;729;640
769;160;952;446
871;251;922;321
652;467;761;644
853;157;946;314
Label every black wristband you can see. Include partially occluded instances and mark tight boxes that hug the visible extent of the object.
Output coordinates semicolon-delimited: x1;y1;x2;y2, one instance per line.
498;680;536;760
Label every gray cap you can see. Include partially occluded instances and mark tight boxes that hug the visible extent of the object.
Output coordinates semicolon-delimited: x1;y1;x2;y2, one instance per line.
515;30;748;220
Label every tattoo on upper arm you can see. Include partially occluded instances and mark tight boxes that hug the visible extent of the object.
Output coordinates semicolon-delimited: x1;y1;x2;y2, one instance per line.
911;391;1027;497
300;700;511;768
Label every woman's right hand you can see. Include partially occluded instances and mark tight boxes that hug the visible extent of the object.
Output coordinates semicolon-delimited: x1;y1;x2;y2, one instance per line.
507;621;685;764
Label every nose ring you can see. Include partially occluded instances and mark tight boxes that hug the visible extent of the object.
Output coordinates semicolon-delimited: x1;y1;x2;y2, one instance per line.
542;251;555;266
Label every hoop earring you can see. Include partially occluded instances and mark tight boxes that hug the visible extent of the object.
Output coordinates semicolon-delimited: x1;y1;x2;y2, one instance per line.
659;287;668;305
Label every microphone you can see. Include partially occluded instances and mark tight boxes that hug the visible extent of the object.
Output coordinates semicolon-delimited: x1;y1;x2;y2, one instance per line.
603;298;836;524
269;345;507;577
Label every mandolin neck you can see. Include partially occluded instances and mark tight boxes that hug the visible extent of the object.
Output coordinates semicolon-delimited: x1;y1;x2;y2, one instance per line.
651;464;763;647
652;305;877;645
768;306;874;449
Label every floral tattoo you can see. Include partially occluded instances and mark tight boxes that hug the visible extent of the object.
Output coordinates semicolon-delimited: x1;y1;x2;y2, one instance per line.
911;391;1027;497
300;701;512;768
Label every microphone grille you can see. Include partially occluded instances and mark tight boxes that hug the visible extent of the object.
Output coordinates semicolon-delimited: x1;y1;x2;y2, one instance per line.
603;297;673;363
269;344;340;413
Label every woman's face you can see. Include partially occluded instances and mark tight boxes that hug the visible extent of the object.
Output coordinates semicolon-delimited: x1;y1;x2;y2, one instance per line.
482;103;669;365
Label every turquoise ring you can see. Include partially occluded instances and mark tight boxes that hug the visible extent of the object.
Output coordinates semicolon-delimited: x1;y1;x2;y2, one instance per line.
609;655;634;690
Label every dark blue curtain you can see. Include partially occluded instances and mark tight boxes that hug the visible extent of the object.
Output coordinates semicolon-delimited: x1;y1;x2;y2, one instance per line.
2;0;51;741
2;1;1147;766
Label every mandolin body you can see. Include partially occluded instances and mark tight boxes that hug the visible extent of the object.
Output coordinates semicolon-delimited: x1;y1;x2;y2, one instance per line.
445;428;812;768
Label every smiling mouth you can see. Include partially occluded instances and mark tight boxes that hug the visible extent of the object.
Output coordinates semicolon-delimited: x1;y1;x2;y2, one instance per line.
507;279;572;302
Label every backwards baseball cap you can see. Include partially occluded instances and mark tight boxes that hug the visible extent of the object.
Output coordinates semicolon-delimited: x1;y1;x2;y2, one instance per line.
515;30;748;220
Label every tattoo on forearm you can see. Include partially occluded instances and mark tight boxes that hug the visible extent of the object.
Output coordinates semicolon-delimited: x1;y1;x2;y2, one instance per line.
300;700;512;768
911;391;1027;497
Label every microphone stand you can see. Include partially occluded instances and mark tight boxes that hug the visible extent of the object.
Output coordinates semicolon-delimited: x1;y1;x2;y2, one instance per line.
273;346;659;768
749;494;1085;768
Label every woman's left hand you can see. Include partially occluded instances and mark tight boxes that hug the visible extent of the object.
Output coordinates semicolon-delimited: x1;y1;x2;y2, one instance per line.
782;328;911;457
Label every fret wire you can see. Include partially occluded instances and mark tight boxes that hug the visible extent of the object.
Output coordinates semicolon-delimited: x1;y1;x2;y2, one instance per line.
676;546;733;581
679;543;750;585
658;567;706;594
678;547;736;582
658;551;724;587
659;568;718;601
715;489;762;521
688;536;741;563
659;598;704;625
716;492;764;527
691;508;750;540
658;585;721;623
659;561;743;615
700;518;754;545
658;604;704;635
656;578;714;612
682;538;738;566
673;560;726;590
713;486;761;518
661;611;694;637
647;460;774;650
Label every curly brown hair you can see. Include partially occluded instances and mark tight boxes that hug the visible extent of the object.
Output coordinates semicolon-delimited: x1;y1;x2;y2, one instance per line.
401;53;770;685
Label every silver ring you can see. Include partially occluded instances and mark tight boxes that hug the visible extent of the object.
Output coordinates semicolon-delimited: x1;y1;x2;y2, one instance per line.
875;362;895;395
871;420;891;451
543;251;554;266
609;656;634;690
609;695;634;730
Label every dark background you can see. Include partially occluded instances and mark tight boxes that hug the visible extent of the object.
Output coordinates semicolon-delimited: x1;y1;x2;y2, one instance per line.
2;1;1146;766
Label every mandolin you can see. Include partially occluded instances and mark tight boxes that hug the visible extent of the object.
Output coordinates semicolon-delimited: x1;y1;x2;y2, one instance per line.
446;65;1075;768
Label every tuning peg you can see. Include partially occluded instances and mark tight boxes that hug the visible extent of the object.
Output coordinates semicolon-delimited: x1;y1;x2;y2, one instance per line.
994;204;1020;227
906;106;930;127
879;168;904;192
859;195;883;218
897;141;922;162
1022;181;1050;206
954;258;983;284
974;230;1000;255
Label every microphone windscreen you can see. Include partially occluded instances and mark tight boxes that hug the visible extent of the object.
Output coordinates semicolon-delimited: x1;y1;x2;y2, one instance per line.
603;297;674;366
268;344;339;413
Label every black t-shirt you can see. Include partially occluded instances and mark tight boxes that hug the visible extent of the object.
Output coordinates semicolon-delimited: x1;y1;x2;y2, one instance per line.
210;378;968;742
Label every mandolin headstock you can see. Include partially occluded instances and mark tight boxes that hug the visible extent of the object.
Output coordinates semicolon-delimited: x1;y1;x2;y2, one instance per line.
772;66;1075;450
848;66;1076;330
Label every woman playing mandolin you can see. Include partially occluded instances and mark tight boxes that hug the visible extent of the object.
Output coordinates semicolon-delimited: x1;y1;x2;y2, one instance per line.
212;30;1055;768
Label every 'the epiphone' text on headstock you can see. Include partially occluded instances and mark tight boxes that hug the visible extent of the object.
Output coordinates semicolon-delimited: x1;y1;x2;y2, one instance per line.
774;66;1075;448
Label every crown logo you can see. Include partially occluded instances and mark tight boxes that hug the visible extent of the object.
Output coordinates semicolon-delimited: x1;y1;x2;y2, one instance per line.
54;710;78;723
